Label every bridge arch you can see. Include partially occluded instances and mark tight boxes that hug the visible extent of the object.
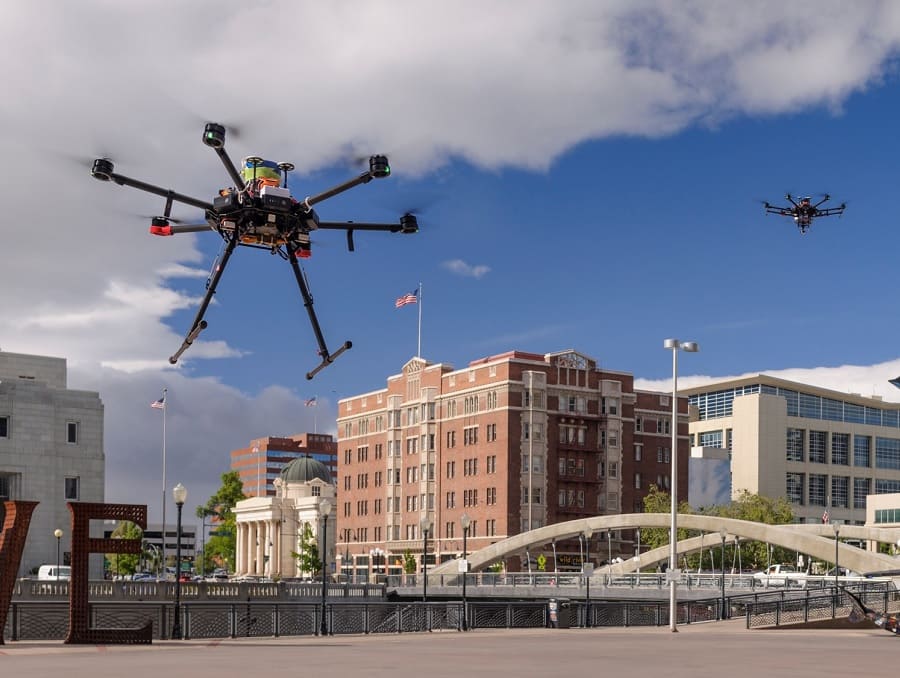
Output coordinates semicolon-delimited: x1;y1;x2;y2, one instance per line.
430;513;900;576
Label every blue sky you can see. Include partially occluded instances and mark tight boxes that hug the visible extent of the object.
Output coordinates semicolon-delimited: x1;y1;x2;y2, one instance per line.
3;1;900;520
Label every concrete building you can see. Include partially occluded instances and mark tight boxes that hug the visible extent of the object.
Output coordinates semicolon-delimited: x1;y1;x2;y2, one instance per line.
684;375;900;526
230;433;337;498
335;350;689;577
0;350;104;577
233;456;336;578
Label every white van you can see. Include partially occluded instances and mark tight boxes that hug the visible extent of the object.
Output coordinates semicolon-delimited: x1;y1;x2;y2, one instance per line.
37;564;71;580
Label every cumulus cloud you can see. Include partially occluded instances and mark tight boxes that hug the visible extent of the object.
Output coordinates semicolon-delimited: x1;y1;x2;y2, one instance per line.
2;1;900;516
442;259;491;279
634;357;900;403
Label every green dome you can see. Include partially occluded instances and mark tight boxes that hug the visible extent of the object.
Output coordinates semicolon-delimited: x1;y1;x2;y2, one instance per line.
280;456;331;484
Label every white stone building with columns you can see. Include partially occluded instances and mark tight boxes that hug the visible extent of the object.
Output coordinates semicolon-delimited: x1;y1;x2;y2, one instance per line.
233;456;335;578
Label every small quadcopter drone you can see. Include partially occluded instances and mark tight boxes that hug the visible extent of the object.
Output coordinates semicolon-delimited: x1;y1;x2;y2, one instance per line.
91;122;418;379
763;193;846;234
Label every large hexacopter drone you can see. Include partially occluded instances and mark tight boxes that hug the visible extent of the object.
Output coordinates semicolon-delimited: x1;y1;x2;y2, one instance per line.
91;123;418;379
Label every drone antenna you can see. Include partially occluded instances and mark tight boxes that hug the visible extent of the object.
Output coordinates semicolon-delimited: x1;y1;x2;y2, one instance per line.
278;162;295;190
246;156;263;190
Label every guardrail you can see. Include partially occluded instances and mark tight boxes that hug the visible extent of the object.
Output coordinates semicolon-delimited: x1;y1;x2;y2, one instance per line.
745;584;899;629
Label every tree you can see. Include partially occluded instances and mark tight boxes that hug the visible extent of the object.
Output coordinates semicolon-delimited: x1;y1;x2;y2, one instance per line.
199;470;245;572
705;490;795;569
106;521;143;577
292;522;321;577
641;484;693;554
403;549;417;574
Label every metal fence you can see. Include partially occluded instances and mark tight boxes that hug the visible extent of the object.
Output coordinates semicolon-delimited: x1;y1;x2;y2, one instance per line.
3;597;738;641
744;583;899;629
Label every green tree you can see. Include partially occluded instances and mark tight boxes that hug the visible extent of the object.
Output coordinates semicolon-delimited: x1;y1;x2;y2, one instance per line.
641;484;693;553
199;470;245;572
705;490;795;569
106;521;143;577
403;549;417;574
291;522;321;576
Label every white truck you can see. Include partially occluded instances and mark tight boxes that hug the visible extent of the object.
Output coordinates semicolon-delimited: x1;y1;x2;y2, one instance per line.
752;564;807;588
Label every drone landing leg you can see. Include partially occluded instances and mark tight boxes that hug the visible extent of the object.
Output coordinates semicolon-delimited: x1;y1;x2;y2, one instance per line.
286;251;352;380
168;231;240;365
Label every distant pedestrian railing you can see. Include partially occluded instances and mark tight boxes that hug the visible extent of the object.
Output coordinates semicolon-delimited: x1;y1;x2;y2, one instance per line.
745;584;899;629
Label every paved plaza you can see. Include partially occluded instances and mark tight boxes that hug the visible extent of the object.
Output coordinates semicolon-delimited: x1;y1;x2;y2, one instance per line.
0;621;893;677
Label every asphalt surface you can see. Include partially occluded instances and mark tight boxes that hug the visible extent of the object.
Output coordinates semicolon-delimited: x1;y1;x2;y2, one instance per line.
0;620;894;677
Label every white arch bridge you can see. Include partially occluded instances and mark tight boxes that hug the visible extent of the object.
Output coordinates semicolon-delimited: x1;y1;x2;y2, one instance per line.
430;513;900;577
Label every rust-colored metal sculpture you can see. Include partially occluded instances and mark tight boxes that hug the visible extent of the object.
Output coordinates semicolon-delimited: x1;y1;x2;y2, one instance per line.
0;500;38;645
65;502;152;644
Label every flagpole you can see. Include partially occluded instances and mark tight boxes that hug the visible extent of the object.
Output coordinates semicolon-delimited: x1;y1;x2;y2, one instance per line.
314;395;318;434
161;387;167;575
417;282;422;358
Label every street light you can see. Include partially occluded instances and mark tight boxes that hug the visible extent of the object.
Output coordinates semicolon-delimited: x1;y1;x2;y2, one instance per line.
583;527;593;628
319;498;332;636
834;523;841;590
461;513;471;632
719;528;727;620
172;482;187;640
54;529;63;581
420;515;433;603
663;338;699;633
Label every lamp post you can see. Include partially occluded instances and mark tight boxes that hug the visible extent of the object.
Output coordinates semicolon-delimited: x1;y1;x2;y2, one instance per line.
461;513;471;631
834;523;841;589
663;338;699;633
583;527;593;628
420;515;433;603
172;482;187;640
719;528;727;620
54;529;63;580
319;498;332;636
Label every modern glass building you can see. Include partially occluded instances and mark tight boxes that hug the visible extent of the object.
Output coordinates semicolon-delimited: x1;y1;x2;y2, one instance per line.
683;375;900;525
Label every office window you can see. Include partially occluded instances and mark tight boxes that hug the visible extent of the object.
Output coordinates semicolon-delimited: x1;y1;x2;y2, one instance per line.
831;476;849;508
65;477;80;500
0;416;8;438
831;433;849;466
0;475;9;499
853;478;870;509
854;435;871;467
808;474;827;506
809;431;826;464
786;472;804;505
786;429;804;462
634;444;642;461
67;422;78;444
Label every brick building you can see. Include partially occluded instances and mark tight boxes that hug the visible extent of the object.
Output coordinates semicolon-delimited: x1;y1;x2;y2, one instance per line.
230;433;337;498
335;349;689;578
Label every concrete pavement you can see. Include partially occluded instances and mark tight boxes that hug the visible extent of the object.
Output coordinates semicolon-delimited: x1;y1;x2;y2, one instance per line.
0;620;894;677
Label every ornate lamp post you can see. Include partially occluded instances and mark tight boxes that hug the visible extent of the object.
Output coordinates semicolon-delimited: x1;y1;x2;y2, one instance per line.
719;528;727;619
172;482;187;639
54;528;63;580
420;515;433;603
319;498;332;636
833;523;841;589
461;513;471;631
663;338;699;633
583;527;593;628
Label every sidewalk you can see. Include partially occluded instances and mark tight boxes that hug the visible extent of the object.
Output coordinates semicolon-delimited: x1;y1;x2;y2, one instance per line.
0;622;893;677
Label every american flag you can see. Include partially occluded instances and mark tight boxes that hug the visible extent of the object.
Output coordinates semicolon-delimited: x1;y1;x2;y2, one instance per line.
151;396;166;410
395;289;418;308
305;396;317;407
822;509;829;524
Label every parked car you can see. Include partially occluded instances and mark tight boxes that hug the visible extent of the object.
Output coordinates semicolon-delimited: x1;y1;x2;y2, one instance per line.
753;564;808;587
37;564;71;581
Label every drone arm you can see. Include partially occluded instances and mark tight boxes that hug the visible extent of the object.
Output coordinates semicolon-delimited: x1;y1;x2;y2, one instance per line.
301;156;390;210
168;229;240;365
103;171;214;212
303;172;377;209
816;206;846;218
212;147;247;192
317;221;402;233
285;249;352;379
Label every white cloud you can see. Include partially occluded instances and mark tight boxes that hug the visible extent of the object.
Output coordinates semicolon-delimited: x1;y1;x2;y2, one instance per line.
634;357;900;403
442;259;491;279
